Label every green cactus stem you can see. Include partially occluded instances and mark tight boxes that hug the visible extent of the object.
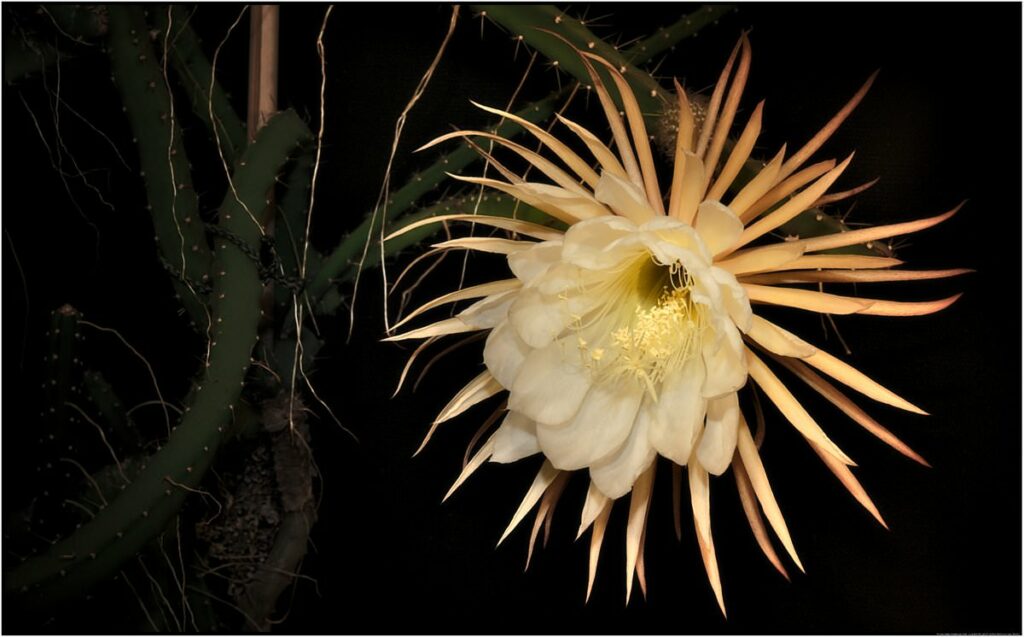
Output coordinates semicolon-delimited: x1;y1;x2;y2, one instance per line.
623;6;735;65
82;369;139;452
41;4;108;41
5;109;311;608
474;4;673;123
43;304;83;435
152;5;247;165
107;5;211;328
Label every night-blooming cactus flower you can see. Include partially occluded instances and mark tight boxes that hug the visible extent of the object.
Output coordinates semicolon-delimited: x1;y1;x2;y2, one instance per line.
385;35;964;613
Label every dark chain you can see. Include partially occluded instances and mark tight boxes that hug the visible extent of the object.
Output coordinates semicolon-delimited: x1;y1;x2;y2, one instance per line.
160;226;305;296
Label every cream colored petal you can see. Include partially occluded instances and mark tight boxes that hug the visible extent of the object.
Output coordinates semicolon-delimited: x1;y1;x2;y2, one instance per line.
642;216;713;265
743;268;971;285
443;435;495;501
507;287;571;349
431;236;532;255
450;174;597;225
384;212;563;243
483;321;530;389
810;442;888;529
586;499;613;602
518;182;608;220
746;314;818;358
393;279;521;332
771;254;903;272
458;288;518;329
648;357;706;465
743;283;872;314
508;240;563;285
856;294;962;317
716;243;805;276
730;154;854;254
707;100;764;202
689;459;726;617
793;202;962;254
589;399;658;500
745;348;854;465
497;460;560;545
582;53;664;214
776;356;929;465
556;113;628;180
625;462;656;603
577;481;611;540
668;150;705;225
560;215;642;270
490;411;541;464
695;201;744;256
741;159;836;224
710;266;752;332
594;171;657;223
697;392;740;475
536;379;645;470
701;322;748;398
417;370;503;454
728;144;786;217
732;456;790;580
509;337;592;426
471;101;602;188
382;316;477;342
735;418;804;571
418;129;592;196
804;347;927;415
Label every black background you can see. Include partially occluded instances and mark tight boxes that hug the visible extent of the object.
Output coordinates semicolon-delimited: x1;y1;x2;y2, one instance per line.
3;3;1021;634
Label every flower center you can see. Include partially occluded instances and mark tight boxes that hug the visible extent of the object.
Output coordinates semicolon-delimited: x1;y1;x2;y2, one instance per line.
575;257;708;399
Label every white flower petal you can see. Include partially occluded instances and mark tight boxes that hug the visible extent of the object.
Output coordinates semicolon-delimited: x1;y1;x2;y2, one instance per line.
641;217;712;264
458;289;517;329
589;398;658;500
701;322;748;398
490;411;541;463
508;240;563;286
561;215;642;271
710;266;752;332
483;321;530;388
594;171;656;223
695;200;744;255
697;392;741;475
536;379;644;470
507;287;571;349
648;357;706;465
509;337;592;426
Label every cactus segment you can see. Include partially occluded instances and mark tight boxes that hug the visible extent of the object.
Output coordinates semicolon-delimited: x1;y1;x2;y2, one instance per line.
624;6;736;65
153;6;247;165
107;5;211;328
5;110;312;607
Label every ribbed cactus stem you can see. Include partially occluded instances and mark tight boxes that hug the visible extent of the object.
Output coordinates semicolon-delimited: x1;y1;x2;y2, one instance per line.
152;6;247;165
82;370;138;451
473;4;670;121
43;304;82;435
624;6;735;64
42;4;108;40
5;109;311;607
106;5;211;328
